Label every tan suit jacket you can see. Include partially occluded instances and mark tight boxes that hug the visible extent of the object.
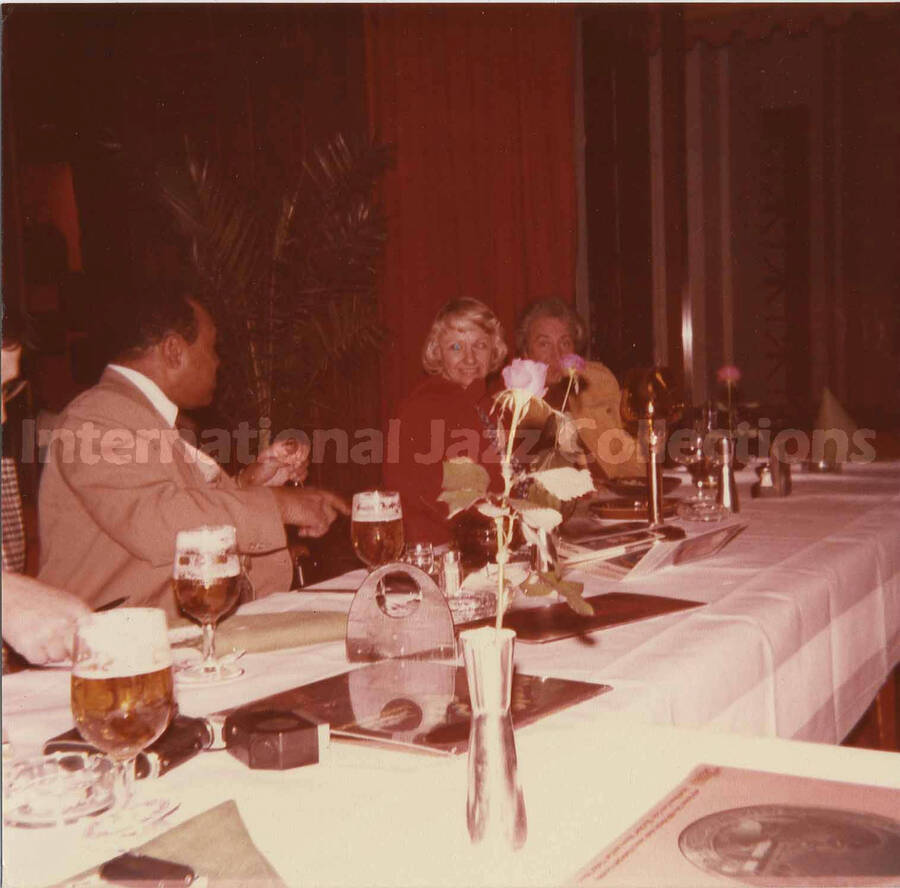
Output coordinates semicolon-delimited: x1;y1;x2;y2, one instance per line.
569;361;643;479
38;369;291;615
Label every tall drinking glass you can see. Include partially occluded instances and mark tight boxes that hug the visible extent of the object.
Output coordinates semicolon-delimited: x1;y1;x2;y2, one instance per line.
173;525;243;682
352;490;407;614
71;608;176;835
674;409;728;522
403;541;435;576
351;490;405;570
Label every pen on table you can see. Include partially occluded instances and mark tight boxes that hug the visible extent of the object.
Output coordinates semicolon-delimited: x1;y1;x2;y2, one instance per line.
587;537;662;562
94;597;127;612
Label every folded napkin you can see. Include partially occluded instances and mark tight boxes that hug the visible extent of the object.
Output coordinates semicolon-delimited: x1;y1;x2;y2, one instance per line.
813;386;858;463
169;611;347;654
59;800;287;888
140;800;286;887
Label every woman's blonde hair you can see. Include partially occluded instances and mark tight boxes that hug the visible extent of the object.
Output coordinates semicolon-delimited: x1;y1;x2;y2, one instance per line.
421;298;508;376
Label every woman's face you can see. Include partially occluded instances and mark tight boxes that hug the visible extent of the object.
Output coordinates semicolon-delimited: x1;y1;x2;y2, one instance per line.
525;315;575;383
438;323;492;388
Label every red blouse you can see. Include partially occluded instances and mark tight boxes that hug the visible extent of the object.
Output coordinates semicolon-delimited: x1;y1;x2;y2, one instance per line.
383;375;503;544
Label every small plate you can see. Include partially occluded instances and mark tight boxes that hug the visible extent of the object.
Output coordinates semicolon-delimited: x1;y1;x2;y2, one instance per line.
604;475;682;498
3;752;114;828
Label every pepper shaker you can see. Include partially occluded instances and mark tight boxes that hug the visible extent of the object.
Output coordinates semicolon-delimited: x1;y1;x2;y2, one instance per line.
716;435;740;513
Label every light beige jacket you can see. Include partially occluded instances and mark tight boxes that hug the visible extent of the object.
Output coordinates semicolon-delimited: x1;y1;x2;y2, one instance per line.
38;369;291;615
569;361;643;480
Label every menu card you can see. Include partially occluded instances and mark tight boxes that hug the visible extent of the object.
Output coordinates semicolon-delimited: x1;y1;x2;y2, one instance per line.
459;592;703;644
570;764;900;886
559;522;747;580
222;659;610;755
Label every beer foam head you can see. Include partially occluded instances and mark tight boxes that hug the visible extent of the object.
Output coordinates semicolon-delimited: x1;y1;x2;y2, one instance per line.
73;608;172;677
173;524;240;580
175;525;236;553
352;490;402;522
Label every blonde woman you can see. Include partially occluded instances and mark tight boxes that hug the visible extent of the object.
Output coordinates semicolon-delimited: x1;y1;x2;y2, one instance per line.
384;299;507;543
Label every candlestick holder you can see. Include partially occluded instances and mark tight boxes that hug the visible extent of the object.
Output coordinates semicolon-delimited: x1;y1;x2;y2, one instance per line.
621;367;683;528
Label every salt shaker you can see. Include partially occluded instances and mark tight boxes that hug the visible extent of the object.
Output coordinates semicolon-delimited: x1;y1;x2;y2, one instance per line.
751;462;777;498
715;435;740;513
440;549;462;598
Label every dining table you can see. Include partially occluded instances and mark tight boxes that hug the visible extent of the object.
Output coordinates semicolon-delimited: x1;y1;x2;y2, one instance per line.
3;459;899;887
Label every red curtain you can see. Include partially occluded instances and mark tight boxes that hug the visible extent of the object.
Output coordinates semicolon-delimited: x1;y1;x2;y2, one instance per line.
365;5;577;413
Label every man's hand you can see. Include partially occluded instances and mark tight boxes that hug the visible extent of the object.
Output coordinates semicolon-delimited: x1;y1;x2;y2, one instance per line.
273;487;350;537
1;573;92;665
239;438;310;488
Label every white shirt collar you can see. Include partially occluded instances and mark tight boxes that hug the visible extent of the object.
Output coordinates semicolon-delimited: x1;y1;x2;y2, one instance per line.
107;364;179;427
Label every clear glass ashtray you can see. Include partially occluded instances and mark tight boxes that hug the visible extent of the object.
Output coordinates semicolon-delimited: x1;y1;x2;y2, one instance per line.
3;752;115;828
677;498;730;523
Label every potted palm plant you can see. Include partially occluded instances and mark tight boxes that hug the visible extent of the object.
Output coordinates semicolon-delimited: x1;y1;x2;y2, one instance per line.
159;133;392;488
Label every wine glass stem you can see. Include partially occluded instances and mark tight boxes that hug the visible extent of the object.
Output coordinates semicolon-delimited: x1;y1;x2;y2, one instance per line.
201;622;217;671
112;756;136;809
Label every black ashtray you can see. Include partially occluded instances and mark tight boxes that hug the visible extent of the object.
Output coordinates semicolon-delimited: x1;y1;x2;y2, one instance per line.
224;708;327;771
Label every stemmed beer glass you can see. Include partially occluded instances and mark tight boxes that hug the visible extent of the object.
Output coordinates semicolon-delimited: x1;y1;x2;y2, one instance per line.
351;490;405;570
71;608;176;835
351;490;407;613
172;525;244;682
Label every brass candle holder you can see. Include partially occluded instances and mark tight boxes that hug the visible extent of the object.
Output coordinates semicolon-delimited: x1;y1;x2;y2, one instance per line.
621;367;683;527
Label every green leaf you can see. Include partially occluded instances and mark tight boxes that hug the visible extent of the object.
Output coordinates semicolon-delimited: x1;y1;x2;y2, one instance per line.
437;488;485;518
441;458;490;495
522;483;561;513
476;502;506;520
527;570;593;616
508;500;562;531
522;572;556;598
531;467;595;502
551;574;593;616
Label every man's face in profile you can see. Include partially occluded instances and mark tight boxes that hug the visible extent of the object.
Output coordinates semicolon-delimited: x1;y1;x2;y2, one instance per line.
173;301;220;409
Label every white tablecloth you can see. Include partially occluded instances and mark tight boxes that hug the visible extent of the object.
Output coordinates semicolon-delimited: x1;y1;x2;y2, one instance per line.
515;460;900;743
3;461;899;886
5;703;900;888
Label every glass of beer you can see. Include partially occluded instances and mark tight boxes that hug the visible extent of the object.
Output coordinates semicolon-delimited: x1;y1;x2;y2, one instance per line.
172;524;244;683
71;608;176;834
351;490;404;570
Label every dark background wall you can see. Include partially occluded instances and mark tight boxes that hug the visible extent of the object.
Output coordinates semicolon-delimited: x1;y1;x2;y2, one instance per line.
4;4;899;437
3;3;367;405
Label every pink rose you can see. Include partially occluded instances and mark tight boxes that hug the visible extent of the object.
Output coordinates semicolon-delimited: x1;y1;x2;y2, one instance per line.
716;364;741;384
501;358;548;399
559;353;586;374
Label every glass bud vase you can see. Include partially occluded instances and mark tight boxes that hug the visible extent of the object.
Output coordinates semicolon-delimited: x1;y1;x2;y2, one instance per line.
459;626;527;850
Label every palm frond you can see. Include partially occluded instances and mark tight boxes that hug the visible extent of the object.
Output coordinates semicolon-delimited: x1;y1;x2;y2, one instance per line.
158;131;392;437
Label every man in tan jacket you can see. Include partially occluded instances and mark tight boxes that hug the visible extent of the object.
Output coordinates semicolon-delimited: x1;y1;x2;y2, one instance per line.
38;284;347;615
516;299;642;479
